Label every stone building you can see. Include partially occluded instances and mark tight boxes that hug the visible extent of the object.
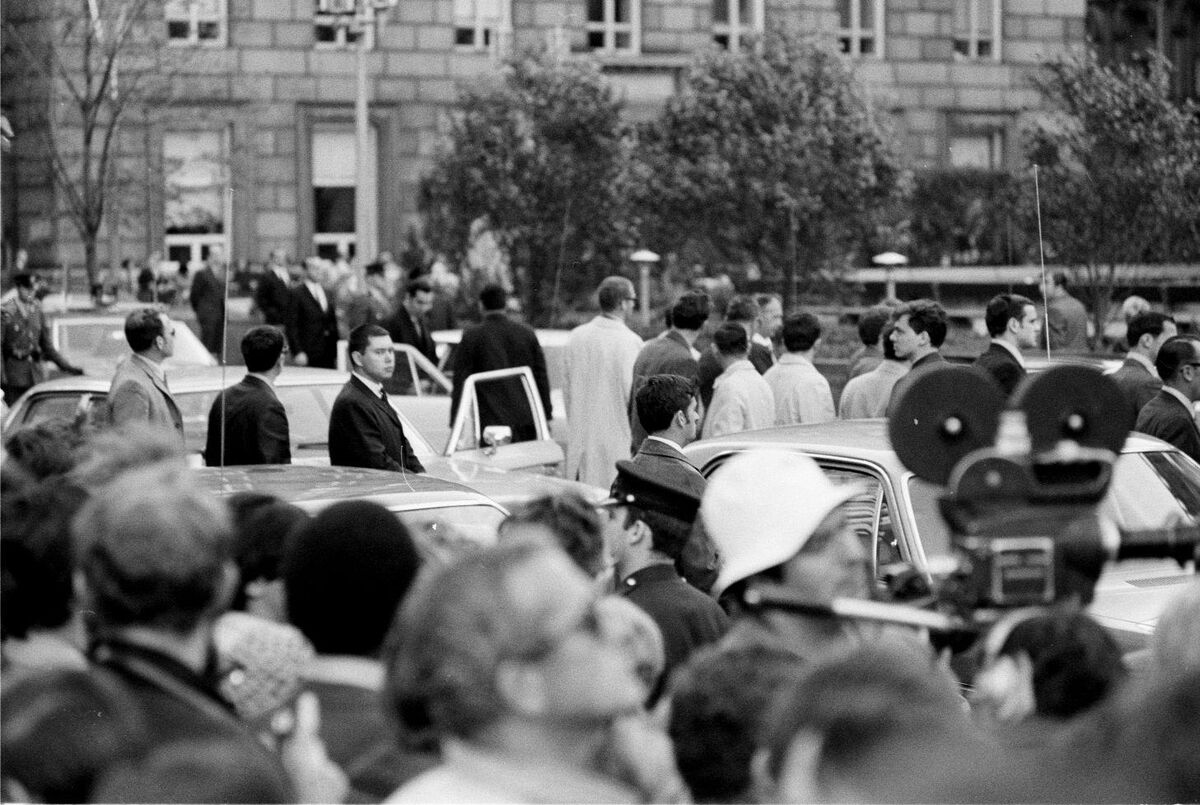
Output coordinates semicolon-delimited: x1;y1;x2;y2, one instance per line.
0;0;1193;280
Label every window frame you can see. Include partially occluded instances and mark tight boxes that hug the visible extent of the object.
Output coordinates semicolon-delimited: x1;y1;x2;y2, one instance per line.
313;2;377;50
953;0;1002;61
162;128;231;275
165;0;228;47
837;0;885;58
712;0;765;50
586;0;641;55
454;0;513;53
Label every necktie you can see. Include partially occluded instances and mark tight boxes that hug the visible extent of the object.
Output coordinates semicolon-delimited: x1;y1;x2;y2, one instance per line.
380;389;389;404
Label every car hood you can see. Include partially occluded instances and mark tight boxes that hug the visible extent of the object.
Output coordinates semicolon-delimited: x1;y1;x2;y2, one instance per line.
423;456;607;509
1087;559;1196;652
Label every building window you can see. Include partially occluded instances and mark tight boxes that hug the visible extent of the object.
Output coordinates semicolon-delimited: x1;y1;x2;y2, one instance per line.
948;130;1004;169
165;0;226;47
587;0;639;54
314;0;375;49
838;0;884;57
954;0;1001;60
455;0;510;50
713;0;764;49
310;126;376;261
163;130;229;272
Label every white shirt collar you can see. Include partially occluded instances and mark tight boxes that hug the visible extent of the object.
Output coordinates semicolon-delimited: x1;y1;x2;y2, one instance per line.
992;338;1026;368
1126;351;1156;374
354;370;384;398
1162;385;1193;411
645;435;684;453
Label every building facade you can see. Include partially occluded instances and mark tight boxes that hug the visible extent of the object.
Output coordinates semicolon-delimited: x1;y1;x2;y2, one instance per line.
0;0;1191;280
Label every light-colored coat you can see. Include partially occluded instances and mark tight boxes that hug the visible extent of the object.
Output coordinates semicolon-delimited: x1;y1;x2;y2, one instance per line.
838;360;909;419
106;353;184;443
702;359;775;439
563;315;644;488
763;353;835;425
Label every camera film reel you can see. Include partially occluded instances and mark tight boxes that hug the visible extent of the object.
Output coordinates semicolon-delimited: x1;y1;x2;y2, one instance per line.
1011;365;1128;456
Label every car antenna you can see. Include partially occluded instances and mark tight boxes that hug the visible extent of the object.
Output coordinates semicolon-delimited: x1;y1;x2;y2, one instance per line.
1033;164;1051;363
218;186;232;472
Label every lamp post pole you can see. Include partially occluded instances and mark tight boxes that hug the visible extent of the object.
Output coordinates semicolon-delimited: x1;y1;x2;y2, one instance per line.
630;249;660;328
354;25;374;267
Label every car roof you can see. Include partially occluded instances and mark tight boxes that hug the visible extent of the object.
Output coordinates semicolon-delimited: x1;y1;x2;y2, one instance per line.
195;464;501;511
23;365;351;395
432;328;571;347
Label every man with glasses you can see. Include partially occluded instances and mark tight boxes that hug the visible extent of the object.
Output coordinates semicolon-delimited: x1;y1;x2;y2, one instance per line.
106;308;183;444
563;276;644;488
383;541;647;802
1135;335;1200;464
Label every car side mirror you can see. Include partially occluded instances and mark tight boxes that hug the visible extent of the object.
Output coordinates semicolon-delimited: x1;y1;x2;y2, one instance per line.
482;425;513;455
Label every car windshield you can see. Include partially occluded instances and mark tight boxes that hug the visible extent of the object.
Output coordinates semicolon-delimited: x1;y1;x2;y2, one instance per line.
56;320;215;367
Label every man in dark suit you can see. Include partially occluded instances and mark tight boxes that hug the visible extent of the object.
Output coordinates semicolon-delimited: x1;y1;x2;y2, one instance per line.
385;275;437;365
973;293;1039;396
204;326;291;466
606;460;729;703
886;298;948;417
254;249;293;327
329;324;425;473
287;257;338;369
631;374;717;593
449;284;551;443
189;245;227;359
696;295;772;409
1135;336;1200;464
628;291;709;452
1112;311;1177;430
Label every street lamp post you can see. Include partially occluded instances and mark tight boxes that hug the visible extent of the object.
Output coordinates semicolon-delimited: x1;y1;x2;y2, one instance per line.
872;251;907;302
630;248;660;327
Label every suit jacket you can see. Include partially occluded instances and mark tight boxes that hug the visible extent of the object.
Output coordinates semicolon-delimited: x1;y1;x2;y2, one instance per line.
189;267;227;355
106;354;184;443
1;297;73;395
1135;389;1200;465
449;313;552;442
385;305;438;366
973;342;1027;397
886;351;947;418
628;330;697;452
697;341;773;409
203;375;291;466
1111;357;1161;431
329;375;425;473
253;270;292;326
287;284;339;369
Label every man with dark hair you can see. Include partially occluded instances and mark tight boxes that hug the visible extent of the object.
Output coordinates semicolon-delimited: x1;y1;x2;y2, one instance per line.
974;293;1039;396
701;322;774;439
1112;311;1177;429
1044;271;1090;352
449;284;551;443
839;323;908;418
629;290;710;451
753;293;783;355
106;308;183;443
763;312;835;425
697;294;773;408
287;257;338;369
1135;335;1200;463
608;461;729;701
564;276;644;487
385;275;437;367
848;305;892;379
253;249;293;327
343;260;395;334
189;245;227;358
1;273;83;404
329;323;425;473
886;298;948;416
498;492;610;587
204;325;291;466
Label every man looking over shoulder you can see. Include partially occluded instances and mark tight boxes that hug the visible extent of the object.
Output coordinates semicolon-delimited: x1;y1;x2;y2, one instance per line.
628;291;710;452
106;308;184;445
1135;336;1200;465
204;326;291;466
1112;311;1176;430
885;299;947;416
329;324;425;474
973;293;1039;396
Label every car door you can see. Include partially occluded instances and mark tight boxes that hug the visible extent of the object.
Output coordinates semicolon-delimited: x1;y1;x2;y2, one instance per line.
444;366;564;473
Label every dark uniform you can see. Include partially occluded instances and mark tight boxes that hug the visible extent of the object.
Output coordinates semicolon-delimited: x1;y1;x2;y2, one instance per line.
1;281;82;405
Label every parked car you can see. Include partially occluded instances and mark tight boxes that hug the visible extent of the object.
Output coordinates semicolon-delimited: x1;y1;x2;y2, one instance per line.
46;313;216;377
3;365;602;510
684;419;1198;651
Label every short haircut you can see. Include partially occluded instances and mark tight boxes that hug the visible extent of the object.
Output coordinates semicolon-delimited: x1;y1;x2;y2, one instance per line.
1126;311;1175;348
365;260;386;277
894;299;948;348
1;481;89;638
499;492;606;578
13;272;34;289
73;464;234;633
2;418;86;481
984;294;1035;337
671;291;711;331
754;293;781;313
597;276;633;313
384;541;563;742
230;500;309;612
636;374;696;434
479;283;507;312
781;312;821;352
624;504;692;561
857;306;891;348
124;308;166;353
724;295;759;324
406;276;433;297
713;321;749;357
880;323;899;361
995;609;1126;719
284;500;422;656
1156;336;1200;383
240;325;285;373
348;322;390;357
1052;271;1070;289
669;641;804;803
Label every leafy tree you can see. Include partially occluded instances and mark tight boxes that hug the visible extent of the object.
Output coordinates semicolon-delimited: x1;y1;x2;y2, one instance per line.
4;0;172;288
1023;50;1200;342
907;169;1031;267
419;50;629;324
630;32;907;307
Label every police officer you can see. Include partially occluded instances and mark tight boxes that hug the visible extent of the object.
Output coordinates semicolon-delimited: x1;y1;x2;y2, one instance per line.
1;273;83;405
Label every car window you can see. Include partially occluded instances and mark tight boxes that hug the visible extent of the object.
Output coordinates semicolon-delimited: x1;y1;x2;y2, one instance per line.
56;323;131;362
817;464;902;576
19;393;86;426
1106;451;1200;529
455;373;542;448
176;383;343;452
905;477;952;560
